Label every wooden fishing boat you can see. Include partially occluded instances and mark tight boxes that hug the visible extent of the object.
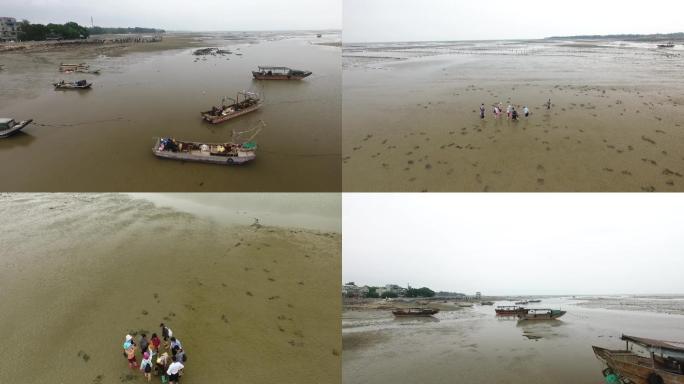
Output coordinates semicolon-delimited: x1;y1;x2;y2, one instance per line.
495;306;528;315
458;303;474;308
153;122;263;165
528;299;542;303
392;308;439;317
153;138;257;165
53;80;92;89
658;43;675;48
252;66;312;80
481;301;495;306
517;308;566;320
593;335;684;384
0;118;33;138
200;91;262;124
515;300;529;305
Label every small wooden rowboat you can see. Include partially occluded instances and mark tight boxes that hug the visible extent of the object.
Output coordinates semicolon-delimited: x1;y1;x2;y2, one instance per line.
593;335;684;384
252;66;312;80
517;308;566;320
59;63;100;74
53;80;92;89
0;118;33;138
153;138;257;165
201;91;262;124
392;308;439;317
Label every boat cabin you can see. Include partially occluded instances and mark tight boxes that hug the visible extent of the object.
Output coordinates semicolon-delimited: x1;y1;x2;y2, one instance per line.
0;118;17;130
622;335;684;374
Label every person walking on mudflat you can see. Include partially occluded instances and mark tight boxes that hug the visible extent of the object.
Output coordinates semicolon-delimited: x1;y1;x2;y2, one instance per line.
480;103;486;119
523;106;530;117
546;99;552;110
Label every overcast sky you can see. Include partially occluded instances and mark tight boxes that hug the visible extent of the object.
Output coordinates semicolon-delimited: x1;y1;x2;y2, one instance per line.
343;194;684;295
344;0;684;42
3;0;340;31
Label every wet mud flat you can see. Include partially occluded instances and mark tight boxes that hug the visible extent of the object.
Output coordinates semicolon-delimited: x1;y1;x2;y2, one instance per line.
343;40;684;191
342;298;684;384
0;194;341;384
0;31;341;191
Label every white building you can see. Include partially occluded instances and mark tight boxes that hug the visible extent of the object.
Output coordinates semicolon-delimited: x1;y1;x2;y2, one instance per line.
0;17;18;42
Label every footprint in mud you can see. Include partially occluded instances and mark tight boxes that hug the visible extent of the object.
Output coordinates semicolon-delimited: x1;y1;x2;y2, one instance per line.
221;314;229;324
332;348;340;356
234;242;241;248
425;164;432;170
621;170;633;176
298;281;305;286
263;268;270;273
268;277;276;282
408;177;416;182
141;309;148;316
666;181;675;186
268;296;280;300
77;350;91;362
537;178;545;186
663;169;683;178
362;134;373;142
641;158;658;166
92;374;104;384
246;291;253;296
603;168;614;173
120;373;136;382
288;340;304;347
641;186;656;192
641;136;656;145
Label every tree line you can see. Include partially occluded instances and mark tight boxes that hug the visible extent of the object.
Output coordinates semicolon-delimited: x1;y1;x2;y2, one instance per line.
15;20;164;42
364;286;435;299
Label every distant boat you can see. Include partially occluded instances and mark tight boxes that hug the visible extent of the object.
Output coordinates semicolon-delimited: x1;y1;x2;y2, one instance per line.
53;80;92;89
59;63;100;74
593;335;684;384
528;299;542;303
392;308;439;317
481;301;495;306
495;306;528;315
658;43;675;48
200;91;262;124
458;303;474;308
515;300;529;305
517;308;566;320
152;137;257;165
0;118;33;138
317;34;322;38
252;66;312;80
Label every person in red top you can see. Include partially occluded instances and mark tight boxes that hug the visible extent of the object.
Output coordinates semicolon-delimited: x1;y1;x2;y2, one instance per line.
150;333;161;352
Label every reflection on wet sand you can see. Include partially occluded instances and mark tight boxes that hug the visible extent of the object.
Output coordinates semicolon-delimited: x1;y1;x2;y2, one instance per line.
0;194;341;384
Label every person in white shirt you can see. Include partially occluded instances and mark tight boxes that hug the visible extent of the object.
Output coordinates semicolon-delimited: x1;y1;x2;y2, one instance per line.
167;355;185;384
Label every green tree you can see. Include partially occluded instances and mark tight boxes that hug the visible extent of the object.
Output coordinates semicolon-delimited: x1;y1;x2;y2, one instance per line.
364;287;380;299
380;291;398;299
405;287;435;298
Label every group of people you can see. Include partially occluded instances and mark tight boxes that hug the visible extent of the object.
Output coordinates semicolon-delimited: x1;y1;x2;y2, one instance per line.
479;99;552;121
122;323;187;384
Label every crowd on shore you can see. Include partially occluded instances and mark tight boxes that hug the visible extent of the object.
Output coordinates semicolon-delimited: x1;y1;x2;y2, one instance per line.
122;323;186;383
479;99;552;120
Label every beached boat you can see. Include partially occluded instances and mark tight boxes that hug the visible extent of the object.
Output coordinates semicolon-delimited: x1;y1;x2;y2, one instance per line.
517;308;566;320
53;80;92;90
495;306;528;315
392;308;439;317
515;300;529;305
0;118;33;138
252;66;312;80
59;63;89;72
658;43;676;48
200;91;262;124
528;299;542;303
152;138;257;165
458;303;474;308
593;335;684;384
481;301;495;306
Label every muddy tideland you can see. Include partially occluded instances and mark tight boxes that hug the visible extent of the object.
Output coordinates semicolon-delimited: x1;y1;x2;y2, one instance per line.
0;193;341;384
0;31;341;191
343;296;684;384
343;40;684;191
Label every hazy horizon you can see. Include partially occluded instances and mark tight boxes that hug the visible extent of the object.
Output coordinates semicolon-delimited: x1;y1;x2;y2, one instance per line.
343;194;684;296
2;0;341;31
344;0;684;43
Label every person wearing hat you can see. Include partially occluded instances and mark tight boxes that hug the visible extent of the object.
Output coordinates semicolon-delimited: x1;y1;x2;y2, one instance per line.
125;339;137;369
140;351;153;381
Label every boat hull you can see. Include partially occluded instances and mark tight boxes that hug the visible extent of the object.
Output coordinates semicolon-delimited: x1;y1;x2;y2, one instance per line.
201;103;262;124
152;138;256;165
593;346;684;384
53;83;92;90
0;119;32;138
252;72;311;80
